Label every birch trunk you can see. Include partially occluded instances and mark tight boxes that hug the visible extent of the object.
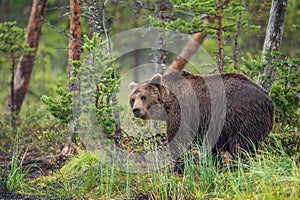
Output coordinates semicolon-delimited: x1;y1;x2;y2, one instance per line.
258;0;288;95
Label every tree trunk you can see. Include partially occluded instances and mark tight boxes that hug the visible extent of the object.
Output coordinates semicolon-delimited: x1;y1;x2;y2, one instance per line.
4;0;48;114
156;0;167;75
258;0;288;95
2;0;10;21
68;0;81;92
217;0;224;73
87;0;101;37
165;31;208;74
233;4;242;70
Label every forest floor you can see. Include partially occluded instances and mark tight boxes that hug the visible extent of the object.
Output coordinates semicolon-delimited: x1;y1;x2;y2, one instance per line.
0;109;299;199
0;171;24;199
0;147;66;199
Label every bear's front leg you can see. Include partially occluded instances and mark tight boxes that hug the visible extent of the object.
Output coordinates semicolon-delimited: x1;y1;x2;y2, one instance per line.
173;158;185;174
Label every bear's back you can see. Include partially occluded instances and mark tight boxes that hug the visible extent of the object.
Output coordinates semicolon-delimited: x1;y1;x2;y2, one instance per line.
178;70;269;102
166;70;274;142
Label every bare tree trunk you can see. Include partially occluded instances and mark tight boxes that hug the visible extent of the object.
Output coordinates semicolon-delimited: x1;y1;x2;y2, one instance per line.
165;31;208;74
2;0;10;21
156;0;167;75
258;0;288;95
233;1;243;70
4;0;48;114
68;0;81;92
217;0;224;73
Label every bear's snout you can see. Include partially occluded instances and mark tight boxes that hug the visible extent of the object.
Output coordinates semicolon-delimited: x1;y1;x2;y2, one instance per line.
133;108;141;117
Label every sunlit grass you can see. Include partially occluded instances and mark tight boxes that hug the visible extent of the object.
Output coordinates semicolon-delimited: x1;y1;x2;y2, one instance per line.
14;137;299;199
3;109;299;199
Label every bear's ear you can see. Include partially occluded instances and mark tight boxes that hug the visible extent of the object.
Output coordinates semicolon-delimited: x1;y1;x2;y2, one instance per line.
150;73;162;85
129;82;138;90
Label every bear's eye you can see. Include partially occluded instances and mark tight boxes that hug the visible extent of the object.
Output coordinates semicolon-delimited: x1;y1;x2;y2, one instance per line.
141;96;146;101
130;98;135;104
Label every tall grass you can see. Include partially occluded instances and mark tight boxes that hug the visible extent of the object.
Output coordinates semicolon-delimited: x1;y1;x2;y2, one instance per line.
6;131;32;193
216;145;300;199
1;105;67;195
182;144;219;199
12;137;300;199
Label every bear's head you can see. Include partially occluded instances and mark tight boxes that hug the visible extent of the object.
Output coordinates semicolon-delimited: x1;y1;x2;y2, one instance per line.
128;74;168;120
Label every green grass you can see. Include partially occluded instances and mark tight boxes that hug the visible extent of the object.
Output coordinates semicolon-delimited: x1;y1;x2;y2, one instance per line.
12;139;299;199
1;106;299;199
217;150;300;199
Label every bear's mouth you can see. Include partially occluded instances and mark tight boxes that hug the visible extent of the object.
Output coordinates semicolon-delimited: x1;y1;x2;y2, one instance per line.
141;115;150;120
132;109;150;120
136;113;149;120
133;115;149;120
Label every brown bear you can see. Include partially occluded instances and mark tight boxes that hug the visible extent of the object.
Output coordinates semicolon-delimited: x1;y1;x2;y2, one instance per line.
129;70;274;171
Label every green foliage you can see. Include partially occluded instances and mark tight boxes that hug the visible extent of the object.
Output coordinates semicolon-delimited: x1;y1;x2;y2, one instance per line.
42;33;119;136
233;53;300;130
266;132;300;162
151;0;251;34
76;34;119;136
14;142;300;199
0;105;68;193
41;87;73;124
270;56;300;129
0;21;33;108
292;24;300;29
0;21;32;56
150;0;261;69
0;105;68;154
24;151;134;199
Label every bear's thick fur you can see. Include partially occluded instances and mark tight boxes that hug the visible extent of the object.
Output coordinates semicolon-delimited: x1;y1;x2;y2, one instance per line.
129;70;274;168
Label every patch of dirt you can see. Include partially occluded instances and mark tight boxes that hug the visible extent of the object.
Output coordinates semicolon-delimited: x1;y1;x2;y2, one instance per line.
0;170;25;199
0;142;77;199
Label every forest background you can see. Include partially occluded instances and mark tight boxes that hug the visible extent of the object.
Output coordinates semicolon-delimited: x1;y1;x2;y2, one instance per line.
0;0;299;199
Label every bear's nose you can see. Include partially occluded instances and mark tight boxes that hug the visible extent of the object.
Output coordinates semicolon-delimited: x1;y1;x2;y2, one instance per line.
133;108;140;117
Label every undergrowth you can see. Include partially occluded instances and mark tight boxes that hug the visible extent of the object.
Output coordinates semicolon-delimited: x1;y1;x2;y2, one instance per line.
1;105;299;199
12;135;300;199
